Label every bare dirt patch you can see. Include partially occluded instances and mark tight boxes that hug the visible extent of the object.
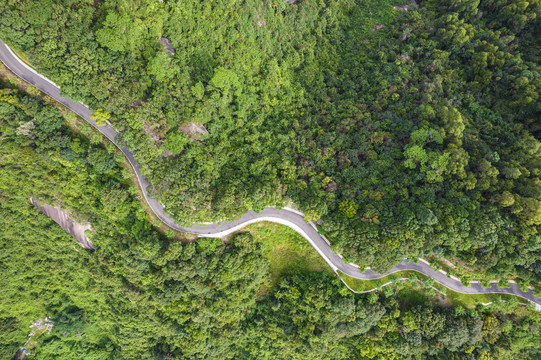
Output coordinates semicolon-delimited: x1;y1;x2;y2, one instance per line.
143;119;163;143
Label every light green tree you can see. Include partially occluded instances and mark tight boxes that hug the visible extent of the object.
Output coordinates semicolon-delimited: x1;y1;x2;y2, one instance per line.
148;52;177;82
339;200;358;218
403;128;449;182
90;108;110;126
304;210;321;223
164;130;189;154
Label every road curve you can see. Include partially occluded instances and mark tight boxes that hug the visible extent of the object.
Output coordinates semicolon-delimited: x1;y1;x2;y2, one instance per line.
1;39;540;308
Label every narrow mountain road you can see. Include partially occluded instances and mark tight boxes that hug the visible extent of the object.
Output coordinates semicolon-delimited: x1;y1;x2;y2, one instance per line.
1;40;539;308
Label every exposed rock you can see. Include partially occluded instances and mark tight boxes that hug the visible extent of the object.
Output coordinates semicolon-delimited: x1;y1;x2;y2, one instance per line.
129;99;143;107
159;37;176;55
398;53;410;62
325;181;337;193
400;31;409;42
178;122;209;140
394;0;419;12
371;24;385;32
393;5;410;14
30;198;95;250
254;8;266;27
285;0;297;3
143;119;162;143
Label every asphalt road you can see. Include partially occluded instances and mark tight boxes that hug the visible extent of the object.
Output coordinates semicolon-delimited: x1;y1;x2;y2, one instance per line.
1;39;539;308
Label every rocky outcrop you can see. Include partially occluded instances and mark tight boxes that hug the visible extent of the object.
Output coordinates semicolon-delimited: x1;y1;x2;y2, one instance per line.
30;198;95;250
178;122;209;140
159;37;176;55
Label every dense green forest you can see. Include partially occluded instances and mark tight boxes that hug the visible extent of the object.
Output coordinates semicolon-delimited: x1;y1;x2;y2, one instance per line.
1;0;540;282
3;0;538;284
0;71;540;358
1;0;541;357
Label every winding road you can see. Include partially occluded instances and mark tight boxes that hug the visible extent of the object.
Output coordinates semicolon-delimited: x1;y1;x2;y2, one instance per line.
1;39;540;309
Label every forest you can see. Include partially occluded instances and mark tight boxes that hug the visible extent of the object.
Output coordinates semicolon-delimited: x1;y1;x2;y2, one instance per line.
0;80;540;359
2;0;538;284
0;0;540;358
1;0;540;279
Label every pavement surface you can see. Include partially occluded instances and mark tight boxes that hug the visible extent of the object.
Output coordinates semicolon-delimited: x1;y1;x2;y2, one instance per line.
1;39;540;308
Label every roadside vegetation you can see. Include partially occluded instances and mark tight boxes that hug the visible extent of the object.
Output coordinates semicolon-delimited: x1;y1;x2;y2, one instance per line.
339;270;427;293
339;270;532;309
10;48;34;70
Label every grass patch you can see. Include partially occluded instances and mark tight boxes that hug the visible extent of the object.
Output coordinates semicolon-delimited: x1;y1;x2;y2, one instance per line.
442;287;527;308
246;222;331;288
396;286;431;306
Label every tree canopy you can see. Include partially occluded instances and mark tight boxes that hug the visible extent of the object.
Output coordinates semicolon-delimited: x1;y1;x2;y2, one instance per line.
0;0;541;357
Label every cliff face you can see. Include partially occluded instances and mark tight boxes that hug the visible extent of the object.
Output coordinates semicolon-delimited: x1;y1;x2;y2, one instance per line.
30;198;95;250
